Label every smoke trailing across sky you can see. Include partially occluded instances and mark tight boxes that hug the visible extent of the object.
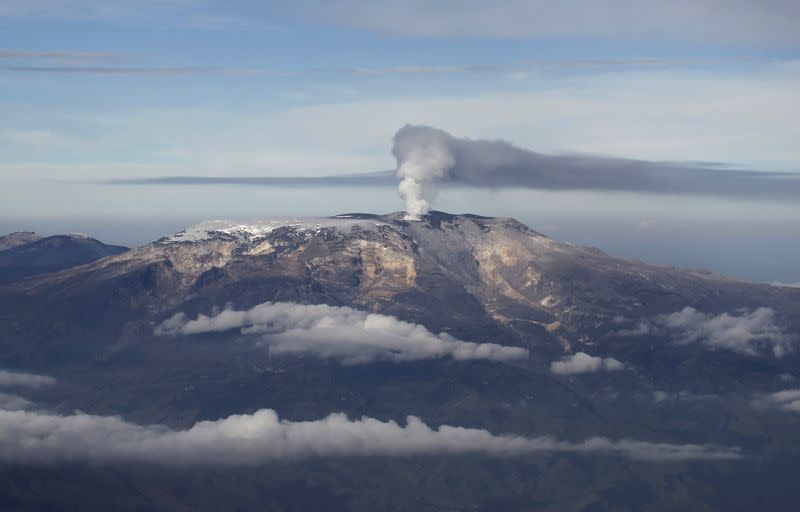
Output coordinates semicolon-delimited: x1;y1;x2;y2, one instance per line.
391;124;800;218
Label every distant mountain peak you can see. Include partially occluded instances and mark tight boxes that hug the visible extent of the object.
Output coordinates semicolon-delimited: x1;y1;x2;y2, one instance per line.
0;233;129;284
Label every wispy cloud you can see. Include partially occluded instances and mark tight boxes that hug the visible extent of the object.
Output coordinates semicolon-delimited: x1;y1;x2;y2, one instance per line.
752;389;800;413
0;369;55;389
1;65;266;75
652;391;719;404
328;64;504;75
4;63;798;180
615;307;794;357
327;57;781;75
0;52;781;77
661;307;793;357
156;302;528;364
638;219;658;230
294;0;800;46
5;0;798;48
771;281;800;289
108;173;394;187
0;392;33;411
0;49;120;61
0;129;87;149
0;0;255;31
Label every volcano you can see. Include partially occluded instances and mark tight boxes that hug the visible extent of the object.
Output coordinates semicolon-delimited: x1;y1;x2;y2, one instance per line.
0;212;798;511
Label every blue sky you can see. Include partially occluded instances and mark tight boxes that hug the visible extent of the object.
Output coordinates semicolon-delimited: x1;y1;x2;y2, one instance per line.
2;0;799;177
1;1;799;282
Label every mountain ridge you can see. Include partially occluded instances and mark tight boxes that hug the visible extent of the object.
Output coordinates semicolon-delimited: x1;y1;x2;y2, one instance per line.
0;232;129;284
5;211;797;364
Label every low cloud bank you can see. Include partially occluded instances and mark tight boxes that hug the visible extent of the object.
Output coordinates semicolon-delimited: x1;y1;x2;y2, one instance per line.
551;352;625;375
661;307;792;357
0;369;742;464
0;369;56;389
156;302;528;364
752;389;800;414
0;406;741;464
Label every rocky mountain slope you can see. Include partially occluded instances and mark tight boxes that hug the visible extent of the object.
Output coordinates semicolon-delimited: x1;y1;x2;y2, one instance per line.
6;211;797;356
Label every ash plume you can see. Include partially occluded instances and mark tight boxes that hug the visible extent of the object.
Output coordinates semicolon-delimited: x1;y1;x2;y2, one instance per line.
392;125;454;220
391;124;800;216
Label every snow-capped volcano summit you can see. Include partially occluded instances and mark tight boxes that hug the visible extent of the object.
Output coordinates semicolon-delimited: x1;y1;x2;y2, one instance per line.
9;211;799;362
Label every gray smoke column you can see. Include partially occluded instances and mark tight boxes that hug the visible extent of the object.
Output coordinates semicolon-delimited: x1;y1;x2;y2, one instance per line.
392;124;455;220
391;124;800;208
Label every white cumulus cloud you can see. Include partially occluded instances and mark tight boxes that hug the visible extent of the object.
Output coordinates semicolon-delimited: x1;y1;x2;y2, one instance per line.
550;352;625;375
155;302;528;365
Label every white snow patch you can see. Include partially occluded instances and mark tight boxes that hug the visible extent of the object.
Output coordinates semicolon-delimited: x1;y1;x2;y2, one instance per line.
165;217;387;244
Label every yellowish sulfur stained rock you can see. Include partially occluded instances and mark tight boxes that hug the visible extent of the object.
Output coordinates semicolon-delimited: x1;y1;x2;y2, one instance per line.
165;241;237;275
244;240;275;256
